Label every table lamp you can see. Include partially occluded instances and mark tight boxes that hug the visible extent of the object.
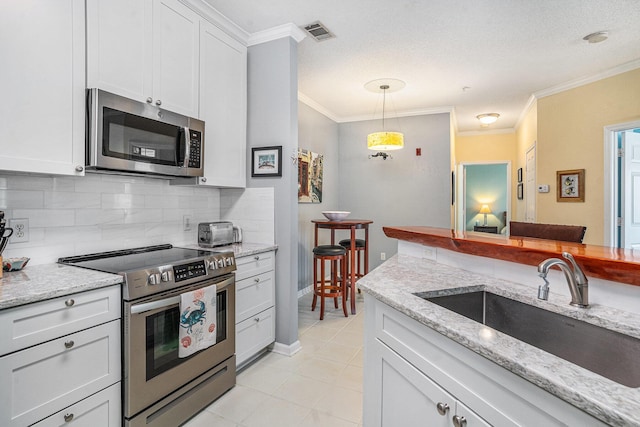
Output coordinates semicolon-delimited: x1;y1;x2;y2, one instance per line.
479;204;491;226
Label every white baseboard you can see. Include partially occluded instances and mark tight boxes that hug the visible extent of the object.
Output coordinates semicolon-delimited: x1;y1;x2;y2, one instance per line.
297;285;313;298
271;340;302;357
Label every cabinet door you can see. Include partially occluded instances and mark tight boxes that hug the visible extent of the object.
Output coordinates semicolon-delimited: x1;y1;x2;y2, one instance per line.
0;0;85;176
0;320;121;427
375;341;452;427
236;307;275;367
455;400;492;427
152;0;200;117
199;20;247;187
86;0;151;102
33;383;120;427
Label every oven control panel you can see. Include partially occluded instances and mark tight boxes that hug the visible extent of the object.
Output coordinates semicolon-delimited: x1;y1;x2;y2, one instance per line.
174;260;207;282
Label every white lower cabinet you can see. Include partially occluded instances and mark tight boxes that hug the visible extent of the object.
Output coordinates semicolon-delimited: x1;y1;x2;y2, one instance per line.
33;383;121;427
363;294;608;427
235;251;275;368
0;286;122;427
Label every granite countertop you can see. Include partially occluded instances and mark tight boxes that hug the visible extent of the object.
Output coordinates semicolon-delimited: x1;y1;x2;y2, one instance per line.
0;264;122;310
358;254;640;426
179;242;278;258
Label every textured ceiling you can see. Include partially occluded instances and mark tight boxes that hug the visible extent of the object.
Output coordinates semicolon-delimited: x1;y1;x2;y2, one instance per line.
204;0;640;132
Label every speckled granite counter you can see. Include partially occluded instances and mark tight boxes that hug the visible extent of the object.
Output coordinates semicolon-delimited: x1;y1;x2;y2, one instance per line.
358;254;640;426
0;264;122;310
178;242;277;258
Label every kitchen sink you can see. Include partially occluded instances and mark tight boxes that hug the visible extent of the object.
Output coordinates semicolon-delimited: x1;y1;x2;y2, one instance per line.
424;291;640;387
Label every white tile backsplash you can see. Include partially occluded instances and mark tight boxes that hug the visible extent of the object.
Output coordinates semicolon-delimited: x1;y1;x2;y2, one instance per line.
1;173;276;265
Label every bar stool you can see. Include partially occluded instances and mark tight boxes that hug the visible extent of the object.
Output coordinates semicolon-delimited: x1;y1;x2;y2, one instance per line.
339;238;368;294
312;245;348;320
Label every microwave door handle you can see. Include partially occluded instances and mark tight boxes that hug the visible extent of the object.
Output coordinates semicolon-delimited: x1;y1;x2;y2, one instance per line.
182;126;190;167
130;295;180;314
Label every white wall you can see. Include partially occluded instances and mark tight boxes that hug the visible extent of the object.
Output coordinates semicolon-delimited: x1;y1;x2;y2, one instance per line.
297;102;340;291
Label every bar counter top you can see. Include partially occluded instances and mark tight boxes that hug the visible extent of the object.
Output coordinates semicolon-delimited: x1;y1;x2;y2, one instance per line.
383;226;640;286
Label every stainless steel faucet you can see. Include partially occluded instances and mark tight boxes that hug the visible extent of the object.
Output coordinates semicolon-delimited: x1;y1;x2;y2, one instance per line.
537;252;589;307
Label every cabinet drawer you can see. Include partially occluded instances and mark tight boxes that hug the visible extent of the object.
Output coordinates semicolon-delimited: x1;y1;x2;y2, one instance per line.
236;307;275;367
235;251;274;281
236;271;274;323
0;320;121;427
0;285;120;354
33;383;120;427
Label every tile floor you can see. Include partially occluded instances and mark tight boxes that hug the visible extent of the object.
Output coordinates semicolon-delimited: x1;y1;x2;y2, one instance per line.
184;290;366;427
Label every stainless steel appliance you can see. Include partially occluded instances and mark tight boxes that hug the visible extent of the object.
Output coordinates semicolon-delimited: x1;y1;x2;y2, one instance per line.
198;221;234;247
86;89;205;177
59;244;236;427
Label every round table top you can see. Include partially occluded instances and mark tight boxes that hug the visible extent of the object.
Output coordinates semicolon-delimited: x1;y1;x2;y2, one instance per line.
312;219;373;227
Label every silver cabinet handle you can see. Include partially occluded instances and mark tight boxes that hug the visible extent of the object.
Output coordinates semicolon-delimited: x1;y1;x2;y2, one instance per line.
146;97;153;103
254;255;260;260
254;277;260;283
155;99;162;106
64;413;74;422
452;415;467;427
65;299;75;307
75;165;84;172
64;340;74;349
201;177;207;183
436;402;449;416
254;317;260;322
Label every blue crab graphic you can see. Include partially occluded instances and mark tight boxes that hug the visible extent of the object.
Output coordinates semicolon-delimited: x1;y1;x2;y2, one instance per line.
180;300;206;334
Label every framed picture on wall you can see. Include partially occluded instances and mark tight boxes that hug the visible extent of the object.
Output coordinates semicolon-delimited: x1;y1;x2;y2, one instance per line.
517;167;523;183
517;183;524;200
251;146;282;177
557;169;585;202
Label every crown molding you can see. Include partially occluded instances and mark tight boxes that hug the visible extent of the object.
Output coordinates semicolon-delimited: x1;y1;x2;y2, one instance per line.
534;58;640;99
248;23;307;46
298;92;339;122
456;128;516;137
514;94;537;131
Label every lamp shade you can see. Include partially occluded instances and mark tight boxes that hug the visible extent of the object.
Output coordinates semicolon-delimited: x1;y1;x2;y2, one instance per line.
367;131;404;151
479;204;491;214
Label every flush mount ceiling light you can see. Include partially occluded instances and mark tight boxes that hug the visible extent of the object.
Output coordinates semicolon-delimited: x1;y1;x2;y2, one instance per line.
365;79;405;157
583;31;608;44
476;113;500;126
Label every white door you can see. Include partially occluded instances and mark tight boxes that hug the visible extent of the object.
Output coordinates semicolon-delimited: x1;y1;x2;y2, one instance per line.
622;131;640;249
525;144;536;222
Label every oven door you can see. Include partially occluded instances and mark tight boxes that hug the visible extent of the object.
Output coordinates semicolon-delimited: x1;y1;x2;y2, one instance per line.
123;275;235;419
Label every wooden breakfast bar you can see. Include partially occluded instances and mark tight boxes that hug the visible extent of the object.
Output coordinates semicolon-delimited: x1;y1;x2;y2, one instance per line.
312;219;373;314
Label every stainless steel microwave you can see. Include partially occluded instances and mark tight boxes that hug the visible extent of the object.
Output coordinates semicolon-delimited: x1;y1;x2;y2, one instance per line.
86;89;204;177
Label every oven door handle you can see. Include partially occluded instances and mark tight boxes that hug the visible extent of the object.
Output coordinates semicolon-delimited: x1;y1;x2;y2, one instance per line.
130;296;180;315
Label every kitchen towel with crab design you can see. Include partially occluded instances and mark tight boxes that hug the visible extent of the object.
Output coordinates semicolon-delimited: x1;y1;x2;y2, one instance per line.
179;284;217;358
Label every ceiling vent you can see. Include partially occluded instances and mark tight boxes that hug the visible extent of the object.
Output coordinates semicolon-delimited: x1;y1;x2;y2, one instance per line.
302;21;335;42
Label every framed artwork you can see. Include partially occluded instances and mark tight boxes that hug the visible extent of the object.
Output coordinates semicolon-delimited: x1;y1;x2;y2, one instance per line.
517;183;524;200
251;146;282;177
298;149;323;203
557;169;585;202
517;167;523;183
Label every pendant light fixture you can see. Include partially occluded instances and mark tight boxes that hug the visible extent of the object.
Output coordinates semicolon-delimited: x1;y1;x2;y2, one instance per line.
365;79;405;157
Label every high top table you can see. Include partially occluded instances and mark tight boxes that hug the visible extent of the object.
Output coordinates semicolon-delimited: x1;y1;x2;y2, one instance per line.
312;219;373;314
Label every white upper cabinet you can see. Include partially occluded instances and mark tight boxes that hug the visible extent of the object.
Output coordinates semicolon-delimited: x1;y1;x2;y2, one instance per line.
198;20;247;187
0;0;86;176
87;0;200;118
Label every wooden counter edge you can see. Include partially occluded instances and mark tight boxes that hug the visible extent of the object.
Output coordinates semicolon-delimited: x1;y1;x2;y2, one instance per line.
383;226;640;287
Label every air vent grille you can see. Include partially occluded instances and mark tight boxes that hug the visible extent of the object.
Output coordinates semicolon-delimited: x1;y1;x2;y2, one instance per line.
302;21;335;42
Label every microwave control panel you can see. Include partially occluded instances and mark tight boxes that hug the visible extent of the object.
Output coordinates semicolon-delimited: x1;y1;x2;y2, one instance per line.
188;130;202;168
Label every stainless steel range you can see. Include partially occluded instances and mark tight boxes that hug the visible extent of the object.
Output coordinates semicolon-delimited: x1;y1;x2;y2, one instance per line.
59;244;236;427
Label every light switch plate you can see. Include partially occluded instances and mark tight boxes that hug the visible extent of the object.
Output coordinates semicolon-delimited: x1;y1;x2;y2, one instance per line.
538;184;550;193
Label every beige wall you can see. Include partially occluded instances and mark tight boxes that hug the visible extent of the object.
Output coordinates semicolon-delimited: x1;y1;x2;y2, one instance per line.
537;68;640;245
456;131;517;218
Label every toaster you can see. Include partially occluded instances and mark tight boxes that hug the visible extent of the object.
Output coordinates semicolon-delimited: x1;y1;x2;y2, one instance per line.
198;221;234;247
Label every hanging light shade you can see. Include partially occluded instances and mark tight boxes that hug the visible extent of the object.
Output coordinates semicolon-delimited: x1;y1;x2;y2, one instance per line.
366;82;405;152
367;131;404;150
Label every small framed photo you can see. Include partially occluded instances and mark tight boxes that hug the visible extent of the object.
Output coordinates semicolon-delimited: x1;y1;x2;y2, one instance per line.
517;183;524;200
517;167;523;183
557;169;585;202
251;146;282;177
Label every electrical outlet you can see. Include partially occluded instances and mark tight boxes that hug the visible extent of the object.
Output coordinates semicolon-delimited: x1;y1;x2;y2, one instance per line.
183;215;193;231
9;218;29;243
381;252;386;261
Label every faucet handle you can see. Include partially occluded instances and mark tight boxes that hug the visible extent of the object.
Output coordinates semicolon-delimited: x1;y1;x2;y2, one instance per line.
562;252;588;284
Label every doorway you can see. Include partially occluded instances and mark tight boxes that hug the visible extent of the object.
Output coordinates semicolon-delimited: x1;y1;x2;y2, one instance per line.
604;121;640;248
456;162;511;234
